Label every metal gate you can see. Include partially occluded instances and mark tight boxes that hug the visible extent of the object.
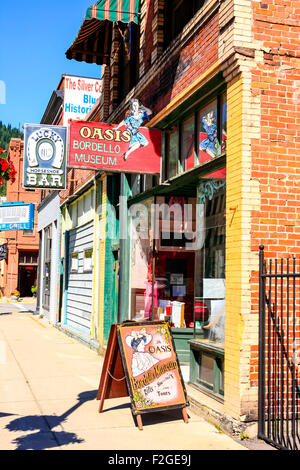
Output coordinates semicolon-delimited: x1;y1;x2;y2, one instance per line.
258;245;300;450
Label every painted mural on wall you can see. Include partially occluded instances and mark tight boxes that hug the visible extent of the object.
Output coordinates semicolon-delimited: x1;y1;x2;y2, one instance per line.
117;321;188;413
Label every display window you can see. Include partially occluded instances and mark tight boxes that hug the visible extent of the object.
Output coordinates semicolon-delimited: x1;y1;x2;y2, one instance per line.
164;92;226;180
166;127;179;179
181;117;195;171
194;179;225;347
128;177;225;343
129;197;155;321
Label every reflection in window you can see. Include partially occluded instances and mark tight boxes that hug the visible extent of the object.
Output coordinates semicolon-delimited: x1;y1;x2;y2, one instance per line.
165;0;206;47
129;198;154;321
118;23;139;102
194;180;226;347
163;93;227;180
166;127;179;179
181;117;195;171
221;93;227;154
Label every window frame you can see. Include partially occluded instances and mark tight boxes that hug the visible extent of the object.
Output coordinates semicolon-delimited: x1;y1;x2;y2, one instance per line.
164;90;226;181
164;0;206;48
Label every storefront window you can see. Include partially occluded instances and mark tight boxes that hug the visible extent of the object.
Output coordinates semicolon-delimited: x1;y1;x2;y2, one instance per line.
163;92;226;181
155;195;196;327
181;117;195;171
166;127;179;179
129;197;155;320
129;195;196;327
194;178;226;347
128;179;225;338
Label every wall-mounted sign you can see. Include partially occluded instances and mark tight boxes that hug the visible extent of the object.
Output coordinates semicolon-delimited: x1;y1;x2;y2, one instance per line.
0;202;34;231
23;124;67;189
63;75;102;126
68;99;161;174
97;322;189;430
69;121;161;174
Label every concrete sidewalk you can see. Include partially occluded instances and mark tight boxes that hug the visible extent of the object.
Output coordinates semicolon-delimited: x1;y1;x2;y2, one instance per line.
0;310;251;451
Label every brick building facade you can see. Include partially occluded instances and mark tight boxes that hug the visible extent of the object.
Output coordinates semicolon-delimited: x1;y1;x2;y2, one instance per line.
2;138;40;297
64;0;299;430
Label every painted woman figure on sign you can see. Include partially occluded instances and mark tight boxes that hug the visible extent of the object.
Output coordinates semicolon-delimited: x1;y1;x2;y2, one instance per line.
115;99;152;161
126;328;159;377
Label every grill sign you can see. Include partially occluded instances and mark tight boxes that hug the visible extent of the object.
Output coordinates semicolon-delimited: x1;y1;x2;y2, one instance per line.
23;124;67;189
0;202;34;230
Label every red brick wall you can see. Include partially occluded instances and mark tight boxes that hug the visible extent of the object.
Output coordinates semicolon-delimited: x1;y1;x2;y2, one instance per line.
251;0;300;259
141;0;155;75
139;12;220;116
249;1;300;388
59;168;97;204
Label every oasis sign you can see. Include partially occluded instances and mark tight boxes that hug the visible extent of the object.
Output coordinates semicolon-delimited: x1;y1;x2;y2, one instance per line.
23;124;67;189
68;120;161;174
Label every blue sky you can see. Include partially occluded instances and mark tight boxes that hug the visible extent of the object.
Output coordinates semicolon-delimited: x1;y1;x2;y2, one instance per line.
0;1;101;130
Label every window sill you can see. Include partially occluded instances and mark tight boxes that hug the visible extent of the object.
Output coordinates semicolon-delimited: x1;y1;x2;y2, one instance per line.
188;338;224;355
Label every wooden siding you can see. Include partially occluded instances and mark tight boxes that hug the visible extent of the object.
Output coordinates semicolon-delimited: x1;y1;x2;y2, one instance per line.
66;220;94;336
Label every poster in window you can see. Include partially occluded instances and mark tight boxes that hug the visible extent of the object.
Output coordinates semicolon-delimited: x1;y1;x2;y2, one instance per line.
170;273;184;285
198;100;220;164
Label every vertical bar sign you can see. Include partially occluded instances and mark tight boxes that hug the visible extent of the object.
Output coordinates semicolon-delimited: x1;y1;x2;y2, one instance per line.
23;124;67;189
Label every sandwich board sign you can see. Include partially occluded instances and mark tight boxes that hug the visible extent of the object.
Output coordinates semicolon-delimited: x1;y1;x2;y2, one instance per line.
97;321;189;430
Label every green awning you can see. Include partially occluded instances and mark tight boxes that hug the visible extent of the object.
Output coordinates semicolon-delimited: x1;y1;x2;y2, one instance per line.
86;0;140;24
66;0;140;65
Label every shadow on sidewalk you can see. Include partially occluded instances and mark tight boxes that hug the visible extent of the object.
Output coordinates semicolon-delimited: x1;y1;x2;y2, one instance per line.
5;390;97;450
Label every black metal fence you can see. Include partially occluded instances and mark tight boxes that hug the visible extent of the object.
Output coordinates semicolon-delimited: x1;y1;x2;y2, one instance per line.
258;245;300;450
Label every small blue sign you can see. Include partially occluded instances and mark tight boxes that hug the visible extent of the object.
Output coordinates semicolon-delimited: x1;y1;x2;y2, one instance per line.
0;202;35;231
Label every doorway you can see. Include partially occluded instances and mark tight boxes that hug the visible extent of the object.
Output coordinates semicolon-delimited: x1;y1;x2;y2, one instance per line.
18;265;37;297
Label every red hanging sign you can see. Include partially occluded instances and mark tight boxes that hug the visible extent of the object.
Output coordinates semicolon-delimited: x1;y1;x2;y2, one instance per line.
68;119;161;174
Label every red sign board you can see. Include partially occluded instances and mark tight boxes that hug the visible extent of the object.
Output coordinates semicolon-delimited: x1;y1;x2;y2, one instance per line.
68;120;162;174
